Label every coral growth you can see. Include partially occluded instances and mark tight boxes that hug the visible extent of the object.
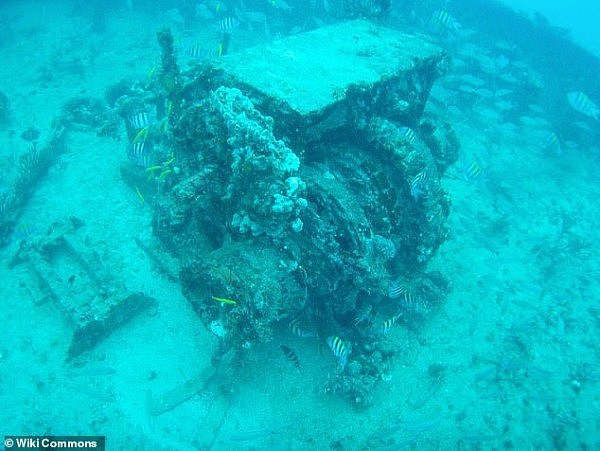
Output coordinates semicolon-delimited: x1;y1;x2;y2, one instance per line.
122;23;457;406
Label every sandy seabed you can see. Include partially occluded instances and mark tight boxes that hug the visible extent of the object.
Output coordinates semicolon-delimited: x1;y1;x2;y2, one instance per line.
1;1;599;449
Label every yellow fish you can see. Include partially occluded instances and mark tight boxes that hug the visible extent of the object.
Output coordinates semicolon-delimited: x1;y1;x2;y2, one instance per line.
158;169;172;180
135;186;145;205
145;165;163;173
212;296;237;305
133;127;148;144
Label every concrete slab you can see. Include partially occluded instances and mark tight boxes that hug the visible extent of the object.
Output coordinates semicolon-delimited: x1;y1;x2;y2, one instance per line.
215;20;444;116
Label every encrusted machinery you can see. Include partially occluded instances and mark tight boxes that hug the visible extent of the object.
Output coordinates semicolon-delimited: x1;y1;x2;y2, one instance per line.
10;218;157;359
120;20;458;406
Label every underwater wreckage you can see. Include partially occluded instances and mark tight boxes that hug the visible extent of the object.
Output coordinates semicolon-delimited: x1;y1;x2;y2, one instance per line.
120;20;458;407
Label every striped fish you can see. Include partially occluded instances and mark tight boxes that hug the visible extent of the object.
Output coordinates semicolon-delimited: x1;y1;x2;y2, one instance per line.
428;10;460;34
216;16;239;34
309;302;326;321
461;161;482;182
543;132;562;155
380;314;401;335
388;280;408;299
398;126;416;144
402;290;415;306
326;336;349;371
129;141;152;167
411;170;427;185
130;140;145;158
567;91;600;120
280;344;301;370
289;317;315;338
129;111;149;130
188;43;222;59
398;290;429;316
410;170;428;201
188;43;208;58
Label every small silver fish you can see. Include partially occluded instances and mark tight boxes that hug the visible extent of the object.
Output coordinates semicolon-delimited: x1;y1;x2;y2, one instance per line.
567;91;599;120
326;336;349;371
268;0;292;11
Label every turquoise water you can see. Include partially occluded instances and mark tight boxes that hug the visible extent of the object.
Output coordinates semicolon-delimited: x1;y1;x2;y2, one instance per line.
498;0;600;56
1;1;599;449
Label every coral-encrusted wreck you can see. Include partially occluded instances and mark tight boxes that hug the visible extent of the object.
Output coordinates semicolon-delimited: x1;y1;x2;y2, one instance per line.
123;20;458;406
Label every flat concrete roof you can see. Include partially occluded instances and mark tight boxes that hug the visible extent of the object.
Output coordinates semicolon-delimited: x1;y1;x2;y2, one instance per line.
215;20;443;115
